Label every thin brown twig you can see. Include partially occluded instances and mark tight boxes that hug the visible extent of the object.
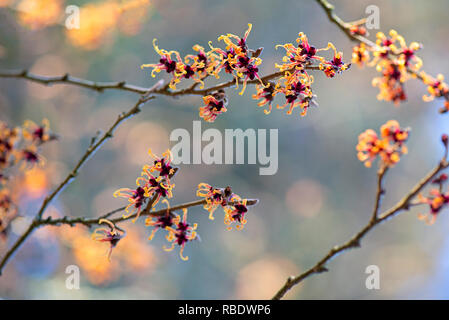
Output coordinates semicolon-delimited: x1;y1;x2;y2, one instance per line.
38;198;258;228
0;66;320;98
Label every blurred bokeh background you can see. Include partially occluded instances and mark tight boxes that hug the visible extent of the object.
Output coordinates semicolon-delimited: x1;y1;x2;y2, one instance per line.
1;0;449;299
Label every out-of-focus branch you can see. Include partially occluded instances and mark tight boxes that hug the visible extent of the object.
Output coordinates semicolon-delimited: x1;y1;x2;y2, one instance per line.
272;156;448;300
315;0;376;47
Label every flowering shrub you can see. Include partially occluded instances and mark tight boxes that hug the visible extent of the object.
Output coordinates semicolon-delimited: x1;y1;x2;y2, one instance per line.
106;149;256;260
1;0;449;300
141;25;349;121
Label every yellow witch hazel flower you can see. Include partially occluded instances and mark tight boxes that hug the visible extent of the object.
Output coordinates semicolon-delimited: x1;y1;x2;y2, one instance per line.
141;40;220;90
196;183;257;230
251;32;347;117
141;24;350;119
144;199;199;261
113;148;176;222
92;219;126;260
210;23;265;95
141;39;186;89
163;207;198;261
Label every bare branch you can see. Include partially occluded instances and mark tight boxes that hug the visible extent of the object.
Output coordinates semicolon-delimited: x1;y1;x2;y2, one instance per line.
0;69;151;94
0;65;320;98
37;198;259;228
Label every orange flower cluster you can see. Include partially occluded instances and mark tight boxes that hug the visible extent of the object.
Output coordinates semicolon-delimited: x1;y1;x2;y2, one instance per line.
211;23;264;95
0;119;55;238
107;148;199;260
352;43;370;68
370;30;423;105
252;32;348;116
351;29;449;111
113;149;176;222
142;25;348;121
146;200;198;261
109;148;258;260
356;120;409;168
415;135;449;225
142;24;265;122
92;219;126;259
199;89;228;123
141;39;221;90
142;24;263;92
196;183;255;230
421;72;449;113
